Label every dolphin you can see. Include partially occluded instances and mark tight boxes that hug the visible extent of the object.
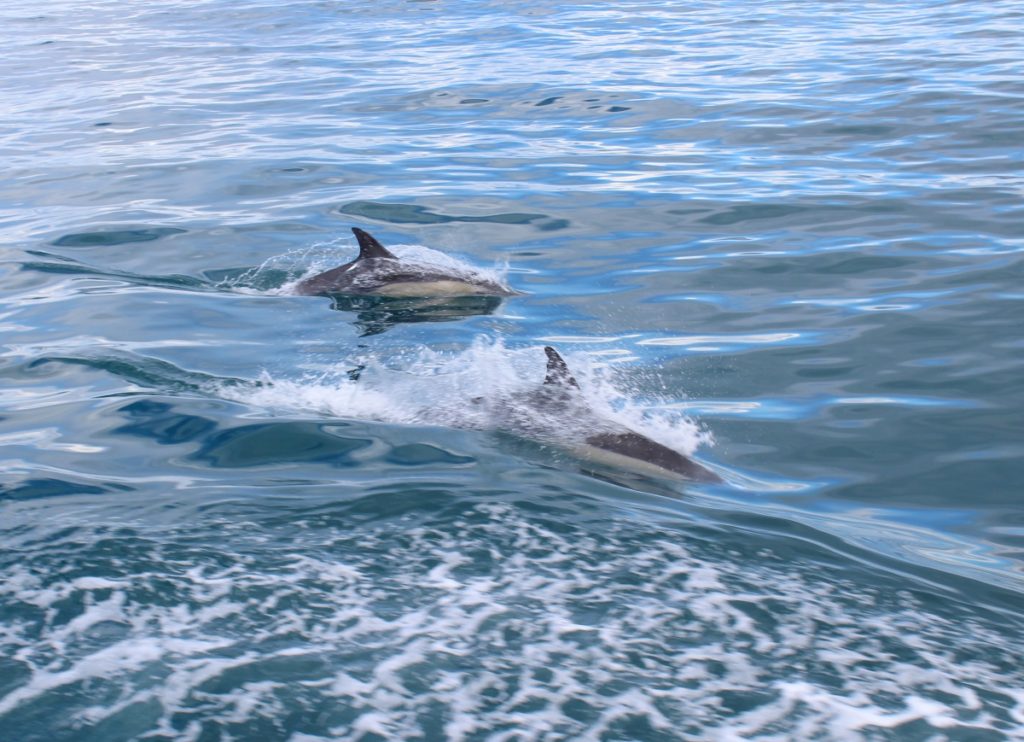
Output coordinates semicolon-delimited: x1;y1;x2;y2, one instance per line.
527;347;722;484
295;227;517;298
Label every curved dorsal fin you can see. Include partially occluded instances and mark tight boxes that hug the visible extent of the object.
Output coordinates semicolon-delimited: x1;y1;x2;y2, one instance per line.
352;227;397;260
544;346;580;389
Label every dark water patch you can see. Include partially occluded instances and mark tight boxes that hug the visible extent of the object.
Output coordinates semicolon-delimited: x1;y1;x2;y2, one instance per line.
0;660;30;709
112;400;217;446
23;249;76;261
21;254;210;292
338;201;552;226
386;443;475;466
0;477;124;501
190;421;373;468
52;228;186;248
29;353;259;396
265;164;316;174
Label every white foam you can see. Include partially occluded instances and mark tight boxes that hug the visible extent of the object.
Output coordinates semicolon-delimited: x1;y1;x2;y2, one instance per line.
0;637;171;716
221;337;712;471
2;503;1023;737
385;242;511;289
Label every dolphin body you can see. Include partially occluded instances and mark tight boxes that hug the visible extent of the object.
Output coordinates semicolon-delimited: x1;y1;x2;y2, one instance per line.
522;347;722;484
295;227;517;298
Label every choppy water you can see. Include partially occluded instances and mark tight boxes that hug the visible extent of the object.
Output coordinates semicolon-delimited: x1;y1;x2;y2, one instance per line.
3;1;1024;739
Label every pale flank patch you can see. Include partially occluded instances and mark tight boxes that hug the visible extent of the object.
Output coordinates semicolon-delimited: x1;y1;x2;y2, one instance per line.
571;442;688;481
372;280;493;298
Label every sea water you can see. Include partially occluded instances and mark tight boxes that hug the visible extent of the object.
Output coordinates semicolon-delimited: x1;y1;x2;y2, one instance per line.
2;0;1023;739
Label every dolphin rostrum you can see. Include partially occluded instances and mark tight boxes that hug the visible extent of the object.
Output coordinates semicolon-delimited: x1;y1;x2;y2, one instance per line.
532;346;722;484
295;227;517;298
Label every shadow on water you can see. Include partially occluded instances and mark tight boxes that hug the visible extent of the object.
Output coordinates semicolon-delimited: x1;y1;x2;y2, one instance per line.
328;294;505;336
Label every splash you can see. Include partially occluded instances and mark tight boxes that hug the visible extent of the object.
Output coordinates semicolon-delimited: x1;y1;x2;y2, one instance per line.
220;337;712;462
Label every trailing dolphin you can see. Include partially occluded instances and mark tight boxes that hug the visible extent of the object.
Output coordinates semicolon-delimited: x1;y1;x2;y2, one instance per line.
295;227;517;298
526;347;722;484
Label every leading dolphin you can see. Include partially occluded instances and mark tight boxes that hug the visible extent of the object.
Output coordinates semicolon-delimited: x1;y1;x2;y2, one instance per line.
528;347;722;484
295;227;517;298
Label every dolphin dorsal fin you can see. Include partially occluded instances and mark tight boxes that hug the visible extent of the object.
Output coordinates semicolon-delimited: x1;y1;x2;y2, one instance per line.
352;227;397;260
544;346;580;389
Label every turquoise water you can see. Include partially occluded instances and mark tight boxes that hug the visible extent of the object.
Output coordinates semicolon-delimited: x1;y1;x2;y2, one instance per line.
3;0;1024;739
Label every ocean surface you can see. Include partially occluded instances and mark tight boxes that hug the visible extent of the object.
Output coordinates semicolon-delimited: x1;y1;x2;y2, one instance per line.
2;1;1023;739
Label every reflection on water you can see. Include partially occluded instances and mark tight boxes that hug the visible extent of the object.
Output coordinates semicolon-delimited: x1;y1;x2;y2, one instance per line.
329;294;505;336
